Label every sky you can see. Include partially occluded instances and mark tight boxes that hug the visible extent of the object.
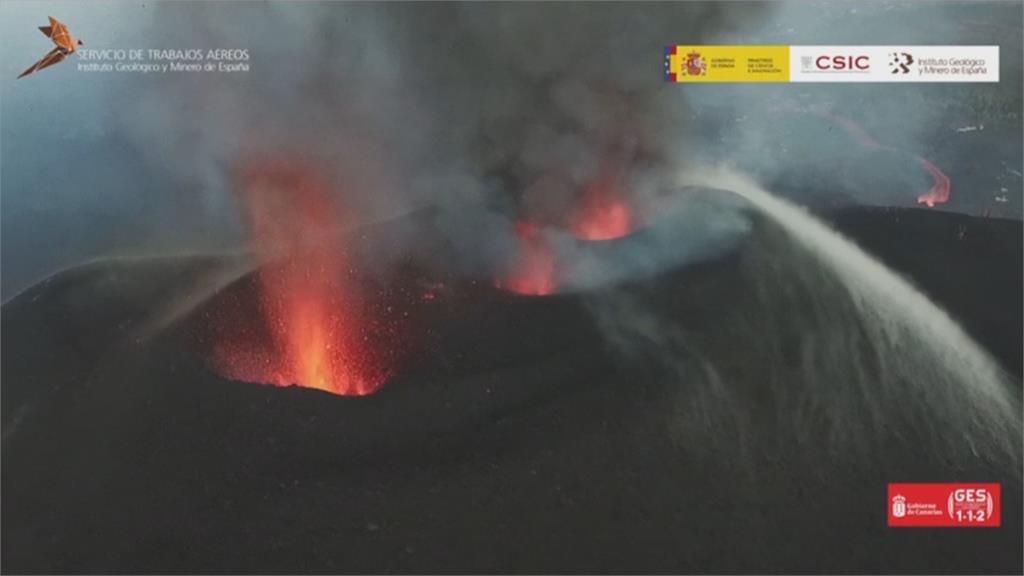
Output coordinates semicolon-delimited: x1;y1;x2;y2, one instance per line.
2;1;1021;300
1;2;243;300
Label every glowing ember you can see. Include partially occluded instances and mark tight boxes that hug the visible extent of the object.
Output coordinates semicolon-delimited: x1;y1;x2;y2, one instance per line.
496;221;557;296
211;158;390;396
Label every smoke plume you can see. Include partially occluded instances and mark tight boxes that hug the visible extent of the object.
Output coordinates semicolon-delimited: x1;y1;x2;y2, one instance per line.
116;2;770;284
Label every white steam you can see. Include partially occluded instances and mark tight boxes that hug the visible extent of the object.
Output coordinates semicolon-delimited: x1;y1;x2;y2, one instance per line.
589;166;1021;475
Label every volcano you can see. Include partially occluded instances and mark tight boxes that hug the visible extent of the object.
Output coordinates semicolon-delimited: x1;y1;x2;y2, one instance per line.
2;203;1021;573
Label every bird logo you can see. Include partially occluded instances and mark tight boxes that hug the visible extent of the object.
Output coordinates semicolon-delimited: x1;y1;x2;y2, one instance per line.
18;16;82;79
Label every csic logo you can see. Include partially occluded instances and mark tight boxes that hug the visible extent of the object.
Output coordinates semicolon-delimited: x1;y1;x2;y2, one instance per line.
891;494;907;518
814;54;870;71
685;51;707;76
890;52;914;74
800;54;870;73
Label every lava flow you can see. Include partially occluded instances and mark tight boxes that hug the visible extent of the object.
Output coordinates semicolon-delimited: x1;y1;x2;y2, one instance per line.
496;221;558;296
916;156;951;207
209;158;391;396
825;112;952;207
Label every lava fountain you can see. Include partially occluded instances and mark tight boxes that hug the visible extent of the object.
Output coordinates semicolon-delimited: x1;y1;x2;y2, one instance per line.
209;157;391;396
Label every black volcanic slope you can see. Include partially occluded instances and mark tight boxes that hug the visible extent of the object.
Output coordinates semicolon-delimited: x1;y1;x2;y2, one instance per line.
2;207;1021;574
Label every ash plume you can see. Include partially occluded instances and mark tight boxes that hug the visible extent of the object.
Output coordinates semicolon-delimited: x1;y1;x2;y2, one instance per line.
116;2;770;281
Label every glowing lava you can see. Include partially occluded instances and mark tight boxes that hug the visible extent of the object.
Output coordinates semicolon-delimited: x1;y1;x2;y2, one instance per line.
916;156;951;208
496;221;557;296
498;134;641;294
211;158;390;396
571;152;636;240
572;193;632;240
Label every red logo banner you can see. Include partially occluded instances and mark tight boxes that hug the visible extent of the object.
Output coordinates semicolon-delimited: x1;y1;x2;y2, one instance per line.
888;483;1000;527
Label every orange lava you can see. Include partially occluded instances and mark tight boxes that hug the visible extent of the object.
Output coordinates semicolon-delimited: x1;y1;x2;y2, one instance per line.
572;194;632;240
496;221;557;296
212;158;389;396
498;135;639;295
571;144;636;240
916;156;951;207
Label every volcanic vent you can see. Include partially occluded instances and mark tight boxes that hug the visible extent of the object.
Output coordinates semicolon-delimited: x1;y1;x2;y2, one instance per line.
497;135;646;296
202;158;406;396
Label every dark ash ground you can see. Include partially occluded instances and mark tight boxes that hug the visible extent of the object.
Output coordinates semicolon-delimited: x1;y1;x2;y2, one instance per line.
2;205;1021;574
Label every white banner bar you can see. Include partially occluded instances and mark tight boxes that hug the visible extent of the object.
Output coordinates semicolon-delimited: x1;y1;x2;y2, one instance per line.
789;46;999;83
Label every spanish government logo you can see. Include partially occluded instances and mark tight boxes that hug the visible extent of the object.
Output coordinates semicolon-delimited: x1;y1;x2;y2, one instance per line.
685;51;707;76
